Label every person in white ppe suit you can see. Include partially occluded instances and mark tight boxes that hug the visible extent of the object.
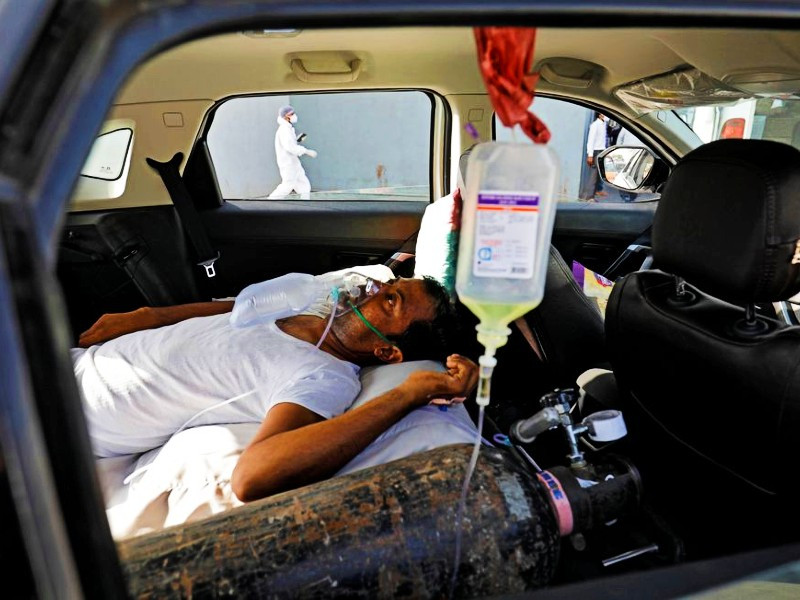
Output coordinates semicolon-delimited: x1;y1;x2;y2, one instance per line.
268;105;318;200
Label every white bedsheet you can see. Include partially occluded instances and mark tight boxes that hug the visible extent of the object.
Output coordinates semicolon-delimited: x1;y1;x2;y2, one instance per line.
97;360;479;540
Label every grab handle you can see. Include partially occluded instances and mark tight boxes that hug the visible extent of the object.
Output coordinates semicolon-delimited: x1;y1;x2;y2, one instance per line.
290;58;362;83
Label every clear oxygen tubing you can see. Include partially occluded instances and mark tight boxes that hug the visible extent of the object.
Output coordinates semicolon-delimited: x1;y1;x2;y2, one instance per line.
122;387;259;485
449;403;486;600
315;288;339;348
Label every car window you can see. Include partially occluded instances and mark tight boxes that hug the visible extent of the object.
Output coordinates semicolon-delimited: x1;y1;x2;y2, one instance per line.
493;97;660;204
674;98;800;148
80;128;133;181
73;125;134;201
207;91;432;201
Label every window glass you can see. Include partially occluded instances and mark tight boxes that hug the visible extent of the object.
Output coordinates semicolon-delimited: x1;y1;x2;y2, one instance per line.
80;128;132;181
73;125;134;200
674;98;800;148
494;97;659;203
207;91;432;201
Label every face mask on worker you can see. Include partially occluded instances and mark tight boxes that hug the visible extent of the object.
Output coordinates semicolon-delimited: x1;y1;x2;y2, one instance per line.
289;114;298;124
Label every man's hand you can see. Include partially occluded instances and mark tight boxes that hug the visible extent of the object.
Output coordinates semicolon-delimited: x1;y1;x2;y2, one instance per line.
586;155;594;167
305;149;318;158
399;354;479;407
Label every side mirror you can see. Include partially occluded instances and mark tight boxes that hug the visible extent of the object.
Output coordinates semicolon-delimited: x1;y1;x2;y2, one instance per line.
597;146;668;193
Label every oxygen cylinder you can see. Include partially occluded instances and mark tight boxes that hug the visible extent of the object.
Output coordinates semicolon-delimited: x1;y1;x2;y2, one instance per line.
118;445;562;598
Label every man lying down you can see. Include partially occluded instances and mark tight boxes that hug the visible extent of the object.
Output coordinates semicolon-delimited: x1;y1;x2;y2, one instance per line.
73;266;479;520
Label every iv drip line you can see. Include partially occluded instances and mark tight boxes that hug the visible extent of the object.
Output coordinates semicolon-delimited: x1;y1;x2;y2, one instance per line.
449;403;485;599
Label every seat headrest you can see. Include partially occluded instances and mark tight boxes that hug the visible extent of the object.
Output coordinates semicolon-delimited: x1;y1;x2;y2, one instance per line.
653;139;800;304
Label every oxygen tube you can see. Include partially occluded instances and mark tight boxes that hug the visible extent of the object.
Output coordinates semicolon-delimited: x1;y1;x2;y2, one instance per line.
316;287;339;348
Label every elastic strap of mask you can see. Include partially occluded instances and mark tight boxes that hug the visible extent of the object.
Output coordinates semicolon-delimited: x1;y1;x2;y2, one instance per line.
348;301;393;344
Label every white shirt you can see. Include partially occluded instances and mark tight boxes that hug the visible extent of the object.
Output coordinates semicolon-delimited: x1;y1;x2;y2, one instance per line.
74;315;360;457
586;117;608;156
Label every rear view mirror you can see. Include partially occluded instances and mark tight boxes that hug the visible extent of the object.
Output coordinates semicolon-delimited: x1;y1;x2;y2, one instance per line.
598;146;668;192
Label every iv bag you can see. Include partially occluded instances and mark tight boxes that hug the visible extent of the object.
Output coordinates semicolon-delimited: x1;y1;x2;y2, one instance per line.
456;142;560;339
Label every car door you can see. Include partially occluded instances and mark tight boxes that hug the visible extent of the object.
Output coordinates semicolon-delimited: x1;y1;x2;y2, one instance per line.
0;2;131;597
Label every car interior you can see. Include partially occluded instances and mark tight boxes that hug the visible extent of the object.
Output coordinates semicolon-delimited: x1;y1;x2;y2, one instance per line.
7;8;800;598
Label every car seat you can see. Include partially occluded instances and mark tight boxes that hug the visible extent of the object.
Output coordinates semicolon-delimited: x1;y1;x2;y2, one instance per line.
605;139;800;557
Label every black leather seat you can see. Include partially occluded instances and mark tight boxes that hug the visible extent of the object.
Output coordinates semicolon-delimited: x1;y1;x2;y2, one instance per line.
605;139;800;556
526;245;608;387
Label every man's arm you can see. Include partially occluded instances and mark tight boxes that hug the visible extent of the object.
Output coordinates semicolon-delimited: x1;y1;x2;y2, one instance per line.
78;301;234;347
279;126;309;157
231;354;479;502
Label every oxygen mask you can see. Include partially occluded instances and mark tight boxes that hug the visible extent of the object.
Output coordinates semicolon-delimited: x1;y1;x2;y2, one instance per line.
314;272;386;348
333;272;383;316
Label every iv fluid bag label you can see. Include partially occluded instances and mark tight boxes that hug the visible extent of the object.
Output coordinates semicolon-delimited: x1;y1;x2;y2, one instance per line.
473;191;539;279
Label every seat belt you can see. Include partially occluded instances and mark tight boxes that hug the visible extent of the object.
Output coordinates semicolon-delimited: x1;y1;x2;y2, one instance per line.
386;229;418;272
514;317;545;362
602;225;653;281
146;153;221;281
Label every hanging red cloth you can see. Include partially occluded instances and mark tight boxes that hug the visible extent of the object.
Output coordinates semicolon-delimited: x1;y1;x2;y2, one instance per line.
474;27;550;144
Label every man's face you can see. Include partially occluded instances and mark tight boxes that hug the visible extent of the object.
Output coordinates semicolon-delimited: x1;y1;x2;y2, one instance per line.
332;278;437;356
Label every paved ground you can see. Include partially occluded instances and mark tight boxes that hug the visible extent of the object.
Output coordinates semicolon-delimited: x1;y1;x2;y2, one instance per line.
250;184;659;203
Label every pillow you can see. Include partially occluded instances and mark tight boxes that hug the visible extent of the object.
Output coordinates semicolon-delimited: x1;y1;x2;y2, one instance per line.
350;359;443;409
413;190;462;295
337;360;478;475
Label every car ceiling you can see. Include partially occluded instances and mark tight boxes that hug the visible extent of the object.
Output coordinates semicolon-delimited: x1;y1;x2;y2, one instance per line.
82;24;800;212
117;26;800;117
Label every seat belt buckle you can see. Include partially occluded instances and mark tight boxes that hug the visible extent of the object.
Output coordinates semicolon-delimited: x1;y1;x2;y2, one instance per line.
198;252;220;278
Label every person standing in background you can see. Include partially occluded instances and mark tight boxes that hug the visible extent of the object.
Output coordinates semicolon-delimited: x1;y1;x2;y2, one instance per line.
579;112;608;201
268;105;318;200
606;118;622;147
